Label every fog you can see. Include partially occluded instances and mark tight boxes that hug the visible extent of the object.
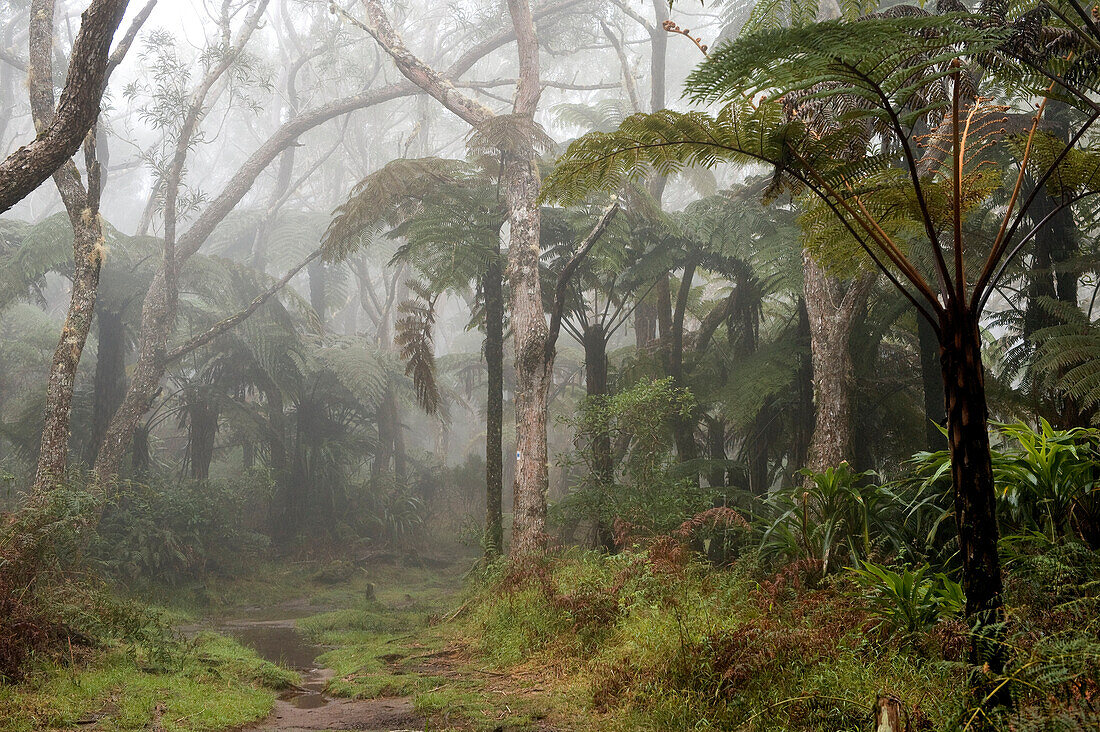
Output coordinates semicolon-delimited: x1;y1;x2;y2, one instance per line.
2;0;1099;728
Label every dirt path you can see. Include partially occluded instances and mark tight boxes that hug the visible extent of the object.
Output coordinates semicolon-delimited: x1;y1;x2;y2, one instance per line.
212;617;425;731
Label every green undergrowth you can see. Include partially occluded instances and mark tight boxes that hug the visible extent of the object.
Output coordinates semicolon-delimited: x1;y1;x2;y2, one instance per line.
444;543;1100;731
289;556;579;730
0;631;296;731
457;547;968;731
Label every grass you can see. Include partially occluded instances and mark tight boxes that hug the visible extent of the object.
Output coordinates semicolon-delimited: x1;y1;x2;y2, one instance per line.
17;541;1082;731
0;633;297;731
448;547;969;731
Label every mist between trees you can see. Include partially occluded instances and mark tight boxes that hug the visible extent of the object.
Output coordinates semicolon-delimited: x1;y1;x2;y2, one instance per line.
0;0;1099;730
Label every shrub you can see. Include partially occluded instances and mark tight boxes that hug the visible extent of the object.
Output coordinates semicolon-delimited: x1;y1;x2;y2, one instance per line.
92;477;269;585
852;561;964;633
761;463;902;575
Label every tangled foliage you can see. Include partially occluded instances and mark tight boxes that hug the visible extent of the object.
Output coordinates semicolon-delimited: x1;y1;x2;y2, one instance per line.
93;477;270;586
0;488;186;681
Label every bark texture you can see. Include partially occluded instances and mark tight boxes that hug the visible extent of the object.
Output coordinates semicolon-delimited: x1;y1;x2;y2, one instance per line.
27;0;109;492
484;260;504;558
802;254;872;476
88;307;126;464
940;306;1005;671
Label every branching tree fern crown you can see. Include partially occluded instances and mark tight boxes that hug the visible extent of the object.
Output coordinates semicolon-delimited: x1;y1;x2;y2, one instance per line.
543;12;1099;327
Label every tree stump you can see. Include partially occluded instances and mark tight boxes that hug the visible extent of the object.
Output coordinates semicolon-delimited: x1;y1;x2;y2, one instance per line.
873;694;909;732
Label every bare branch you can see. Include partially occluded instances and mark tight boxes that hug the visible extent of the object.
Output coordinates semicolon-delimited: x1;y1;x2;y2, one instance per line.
165;247;323;363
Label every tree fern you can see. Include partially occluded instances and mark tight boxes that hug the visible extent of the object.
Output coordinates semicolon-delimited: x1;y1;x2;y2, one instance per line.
322;158;475;262
393;281;442;415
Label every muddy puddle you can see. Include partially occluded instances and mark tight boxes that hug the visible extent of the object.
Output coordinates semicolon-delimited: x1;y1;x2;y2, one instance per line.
190;610;422;730
217;619;332;710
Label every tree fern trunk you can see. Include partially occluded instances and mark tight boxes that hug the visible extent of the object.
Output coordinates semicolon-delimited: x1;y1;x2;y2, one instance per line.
583;324;614;551
940;305;1005;675
87;308;126;466
918;314;946;451
484;259;504;558
187;399;218;481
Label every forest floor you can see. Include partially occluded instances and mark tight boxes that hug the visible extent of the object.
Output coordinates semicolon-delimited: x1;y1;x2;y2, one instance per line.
0;551;579;732
189;552;578;732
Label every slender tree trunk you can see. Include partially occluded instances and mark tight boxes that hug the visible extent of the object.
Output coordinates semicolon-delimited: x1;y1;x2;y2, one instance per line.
802;255;871;476
93;267;175;478
939;306;1005;675
187;399;217;480
792;298;814;477
918;314;946;450
504;0;552;558
28;0;107;492
87;308;126;465
373;388;394;478
583;324;614;551
266;386;288;533
33;223;103;489
483;260;504;558
667;262;698;466
356;0;548;556
505;150;551;557
93;0;269;482
705;416;727;489
388;392;407;481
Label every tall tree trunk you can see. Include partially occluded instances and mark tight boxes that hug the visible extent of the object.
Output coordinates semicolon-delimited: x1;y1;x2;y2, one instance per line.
93;267;175;478
505;150;551;557
187;399;217;480
483;259;504;558
583;323;614;551
791;298;814;475
357;0;549;556
389;391;406;481
802;254;870;476
87;308;126;465
504;0;551;558
33;222;103;489
940;306;1005;673
705;416;727;489
668;262;698;467
918;314;946;451
93;0;269;482
373;388;394;478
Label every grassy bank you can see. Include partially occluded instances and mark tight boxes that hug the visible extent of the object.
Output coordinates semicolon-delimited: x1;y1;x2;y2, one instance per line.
0;626;296;731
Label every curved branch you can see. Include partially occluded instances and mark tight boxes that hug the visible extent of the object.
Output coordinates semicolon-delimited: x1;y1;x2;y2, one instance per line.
165;247;322;363
0;0;130;214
